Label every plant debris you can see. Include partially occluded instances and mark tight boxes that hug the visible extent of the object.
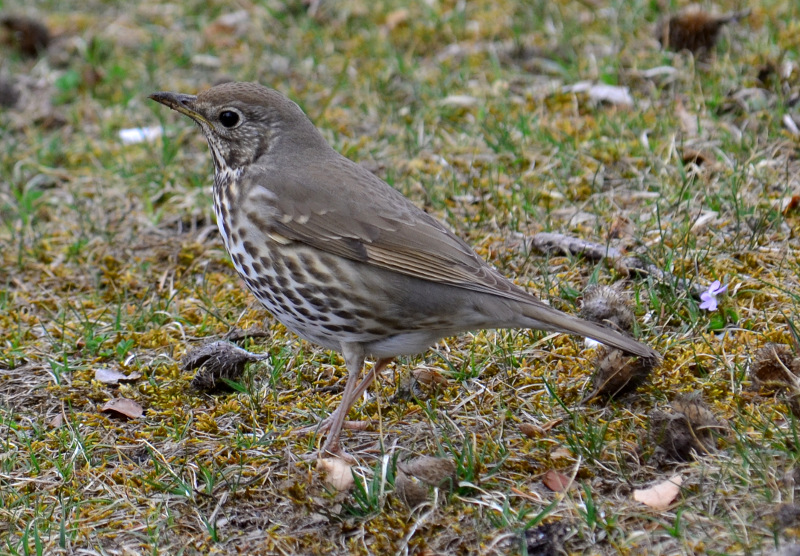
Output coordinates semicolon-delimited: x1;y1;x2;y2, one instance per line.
655;7;750;53
395;456;456;508
183;341;270;392
1;15;51;56
751;343;800;387
522;520;572;556
580;283;634;333
582;346;655;402
648;394;725;464
101;397;144;420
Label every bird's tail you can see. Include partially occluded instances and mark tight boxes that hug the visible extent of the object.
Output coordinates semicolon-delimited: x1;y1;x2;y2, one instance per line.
521;302;660;360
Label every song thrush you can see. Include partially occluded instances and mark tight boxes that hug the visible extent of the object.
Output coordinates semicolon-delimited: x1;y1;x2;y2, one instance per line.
150;82;658;461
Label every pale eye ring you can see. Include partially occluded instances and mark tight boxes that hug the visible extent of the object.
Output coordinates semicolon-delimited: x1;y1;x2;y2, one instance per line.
219;110;240;128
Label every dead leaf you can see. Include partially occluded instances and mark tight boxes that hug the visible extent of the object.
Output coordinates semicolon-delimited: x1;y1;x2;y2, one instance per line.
543;470;571;492
48;413;64;428
519;423;540;438
101;398;143;420
95;367;141;385
384;8;409;30
633;475;682;510
412;367;449;386
317;457;354;491
550;447;572;461
440;95;478;107
778;195;800;216
566;82;633;107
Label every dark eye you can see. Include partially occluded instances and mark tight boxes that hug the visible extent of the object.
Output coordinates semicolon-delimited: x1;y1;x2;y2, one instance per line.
219;110;240;128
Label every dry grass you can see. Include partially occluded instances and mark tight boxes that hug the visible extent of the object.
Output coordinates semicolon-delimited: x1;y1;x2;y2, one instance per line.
2;0;800;554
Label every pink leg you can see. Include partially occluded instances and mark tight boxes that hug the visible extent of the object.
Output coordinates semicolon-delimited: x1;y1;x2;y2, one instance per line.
297;350;394;461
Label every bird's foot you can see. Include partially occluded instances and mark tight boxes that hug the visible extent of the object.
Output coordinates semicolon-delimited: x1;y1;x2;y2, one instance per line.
295;436;358;464
294;415;368;463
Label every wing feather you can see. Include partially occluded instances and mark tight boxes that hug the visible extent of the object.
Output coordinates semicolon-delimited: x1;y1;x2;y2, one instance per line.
245;155;535;304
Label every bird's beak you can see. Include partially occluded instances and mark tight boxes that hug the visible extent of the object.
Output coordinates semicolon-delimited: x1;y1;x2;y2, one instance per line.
149;91;208;124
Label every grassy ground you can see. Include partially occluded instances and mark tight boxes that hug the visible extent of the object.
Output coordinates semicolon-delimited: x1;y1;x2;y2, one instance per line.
1;0;800;554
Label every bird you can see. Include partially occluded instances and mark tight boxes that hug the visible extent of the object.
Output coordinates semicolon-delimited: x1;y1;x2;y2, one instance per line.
150;82;659;461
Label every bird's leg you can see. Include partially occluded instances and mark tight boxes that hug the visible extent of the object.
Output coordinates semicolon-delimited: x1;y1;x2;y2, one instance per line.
315;343;364;462
296;352;395;462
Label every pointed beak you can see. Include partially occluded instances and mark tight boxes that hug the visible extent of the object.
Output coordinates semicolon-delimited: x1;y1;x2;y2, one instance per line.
149;91;208;124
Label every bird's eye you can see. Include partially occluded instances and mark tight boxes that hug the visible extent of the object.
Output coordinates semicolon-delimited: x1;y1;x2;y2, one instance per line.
219;110;240;128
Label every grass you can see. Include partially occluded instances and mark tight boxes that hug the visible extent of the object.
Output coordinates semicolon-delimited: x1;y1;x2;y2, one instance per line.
1;0;800;553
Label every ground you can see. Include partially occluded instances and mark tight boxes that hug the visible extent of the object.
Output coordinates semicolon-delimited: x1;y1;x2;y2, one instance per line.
1;0;800;554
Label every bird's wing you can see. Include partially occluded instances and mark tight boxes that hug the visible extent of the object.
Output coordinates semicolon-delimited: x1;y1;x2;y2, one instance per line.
241;158;535;304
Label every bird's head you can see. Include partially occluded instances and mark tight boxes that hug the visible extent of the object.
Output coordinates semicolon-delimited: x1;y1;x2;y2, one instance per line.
150;82;324;173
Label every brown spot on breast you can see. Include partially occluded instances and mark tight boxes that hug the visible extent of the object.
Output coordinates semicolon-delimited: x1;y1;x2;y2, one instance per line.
285;256;303;278
299;253;331;283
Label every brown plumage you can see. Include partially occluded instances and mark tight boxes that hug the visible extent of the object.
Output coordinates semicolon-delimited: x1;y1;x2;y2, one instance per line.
656;6;750;53
150;82;659;460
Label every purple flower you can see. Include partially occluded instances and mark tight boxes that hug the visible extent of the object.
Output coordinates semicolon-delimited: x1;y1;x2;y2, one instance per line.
699;280;727;311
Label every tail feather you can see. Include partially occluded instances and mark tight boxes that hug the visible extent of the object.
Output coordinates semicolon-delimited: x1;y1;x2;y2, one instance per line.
521;302;659;360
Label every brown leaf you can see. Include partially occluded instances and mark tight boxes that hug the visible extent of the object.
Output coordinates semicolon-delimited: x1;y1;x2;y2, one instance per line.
779;195;800;216
412;367;449;386
543;470;571;492
519;423;540;438
633;475;682;510
101;397;143;420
